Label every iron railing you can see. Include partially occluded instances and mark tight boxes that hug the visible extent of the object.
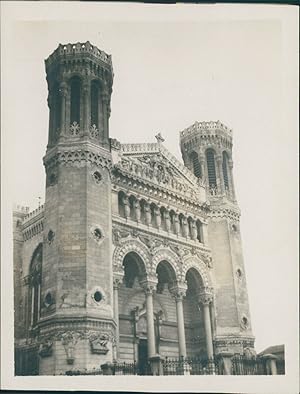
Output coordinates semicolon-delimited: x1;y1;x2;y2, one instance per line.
162;356;217;375
231;354;266;375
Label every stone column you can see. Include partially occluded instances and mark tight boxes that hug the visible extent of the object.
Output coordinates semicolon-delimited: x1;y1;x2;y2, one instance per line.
134;199;141;223
154;206;161;229
171;283;188;358
182;216;188;238
198;288;214;361
144;202;151;226
37;283;41;320
102;90;110;143
30;286;35;326
190;219;197;241
199;157;206;183
174;213;180;236
228;159;236;201
200;222;208;245
164;209;171;232
123;195;130;219
59;81;68;137
82;80;90;136
47;91;54;146
140;278;158;358
216;155;224;195
113;274;123;360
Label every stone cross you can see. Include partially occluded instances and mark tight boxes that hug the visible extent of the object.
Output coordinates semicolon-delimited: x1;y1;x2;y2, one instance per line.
155;132;165;144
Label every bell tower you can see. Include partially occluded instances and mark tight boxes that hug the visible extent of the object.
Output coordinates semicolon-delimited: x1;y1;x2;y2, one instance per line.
180;121;255;355
40;42;115;375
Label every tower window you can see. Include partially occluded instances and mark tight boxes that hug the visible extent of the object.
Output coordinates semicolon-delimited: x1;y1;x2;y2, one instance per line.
29;244;42;327
53;84;61;136
206;149;217;188
190;151;202;178
222;151;229;190
70;77;81;124
91;81;99;128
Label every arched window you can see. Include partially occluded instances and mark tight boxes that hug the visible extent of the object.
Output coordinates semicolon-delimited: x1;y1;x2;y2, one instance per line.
206;149;217;188
91;80;99;128
222;151;229;190
53;83;61;137
29;244;42;327
70;76;81;124
190;151;202;178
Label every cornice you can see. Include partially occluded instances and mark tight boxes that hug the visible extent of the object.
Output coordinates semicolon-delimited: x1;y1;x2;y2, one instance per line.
43;141;112;170
112;219;211;257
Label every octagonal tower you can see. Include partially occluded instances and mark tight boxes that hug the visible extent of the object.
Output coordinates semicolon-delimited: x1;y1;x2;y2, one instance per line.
40;42;115;374
180;121;255;355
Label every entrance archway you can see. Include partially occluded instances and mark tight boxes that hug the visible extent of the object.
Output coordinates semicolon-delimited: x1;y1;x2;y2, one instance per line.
184;268;207;357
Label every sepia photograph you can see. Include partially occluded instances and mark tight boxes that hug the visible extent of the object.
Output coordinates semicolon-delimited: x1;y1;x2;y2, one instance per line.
1;2;298;393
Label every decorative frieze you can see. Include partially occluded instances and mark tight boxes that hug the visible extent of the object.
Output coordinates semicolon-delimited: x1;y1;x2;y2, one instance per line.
43;147;112;170
207;207;240;221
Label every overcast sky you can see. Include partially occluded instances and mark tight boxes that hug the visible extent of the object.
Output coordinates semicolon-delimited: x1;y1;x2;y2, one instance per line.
1;2;298;378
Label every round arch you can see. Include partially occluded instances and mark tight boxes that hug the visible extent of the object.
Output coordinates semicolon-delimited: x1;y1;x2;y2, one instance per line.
113;238;151;273
182;256;212;287
151;248;180;279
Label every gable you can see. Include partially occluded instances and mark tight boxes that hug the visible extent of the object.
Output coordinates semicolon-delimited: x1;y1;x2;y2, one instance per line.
113;142;206;202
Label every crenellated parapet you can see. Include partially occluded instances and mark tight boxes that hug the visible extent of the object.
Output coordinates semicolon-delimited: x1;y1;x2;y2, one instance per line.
45;41;113;74
180;120;232;151
45;41;113;149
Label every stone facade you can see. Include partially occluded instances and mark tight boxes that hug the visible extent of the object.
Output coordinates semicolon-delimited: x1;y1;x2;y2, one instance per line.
13;42;255;376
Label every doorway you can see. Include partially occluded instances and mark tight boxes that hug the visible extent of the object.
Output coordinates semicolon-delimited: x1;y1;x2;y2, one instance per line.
138;339;148;375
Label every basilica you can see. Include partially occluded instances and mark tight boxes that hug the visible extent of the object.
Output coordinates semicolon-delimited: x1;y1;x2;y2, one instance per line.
13;41;260;376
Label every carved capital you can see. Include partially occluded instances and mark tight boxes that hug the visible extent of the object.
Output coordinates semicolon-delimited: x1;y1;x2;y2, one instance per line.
170;282;188;301
140;277;158;295
198;287;214;306
216;155;222;164
82;80;90;95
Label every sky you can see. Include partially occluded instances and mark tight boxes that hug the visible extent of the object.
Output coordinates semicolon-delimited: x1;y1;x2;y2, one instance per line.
1;3;298;387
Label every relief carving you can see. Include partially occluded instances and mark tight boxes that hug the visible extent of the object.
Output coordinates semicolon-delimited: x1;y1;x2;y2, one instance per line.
38;339;53;357
88;332;110;355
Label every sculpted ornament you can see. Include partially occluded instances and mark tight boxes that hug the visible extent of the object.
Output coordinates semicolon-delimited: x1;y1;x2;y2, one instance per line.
112;227;130;245
59;331;83;364
88;332;110;355
38;339;53;357
70;121;80;136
